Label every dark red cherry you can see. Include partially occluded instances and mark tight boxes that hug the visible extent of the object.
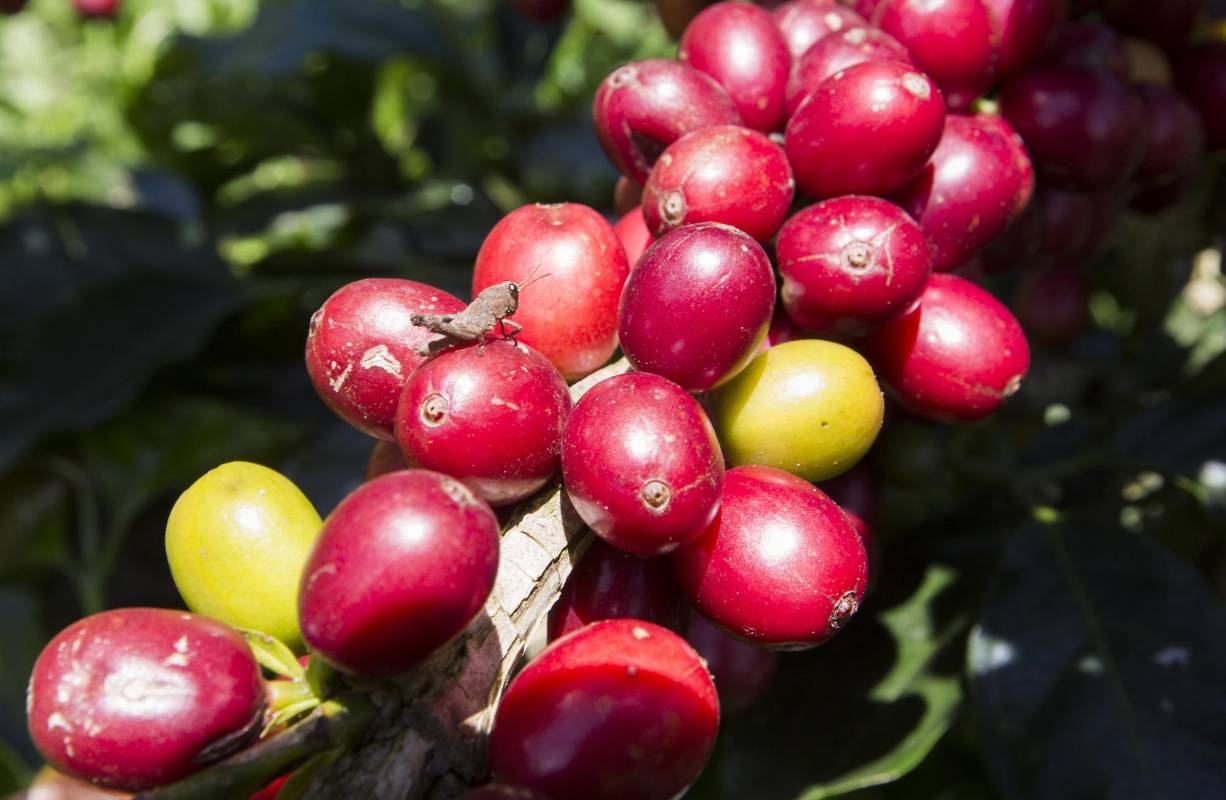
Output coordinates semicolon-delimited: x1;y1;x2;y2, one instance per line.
1032;187;1096;259
786;26;913;116
982;0;1068;79
772;0;867;58
1174;43;1226;151
1100;0;1204;51
1044;21;1131;78
685;614;777;715
1015;265;1090;344
1133;84;1206;186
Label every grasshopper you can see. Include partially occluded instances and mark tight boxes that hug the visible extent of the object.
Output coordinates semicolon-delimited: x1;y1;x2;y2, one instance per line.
411;268;549;356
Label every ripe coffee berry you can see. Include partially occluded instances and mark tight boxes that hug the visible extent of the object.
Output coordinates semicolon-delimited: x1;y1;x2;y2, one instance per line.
679;3;791;133
777;195;931;336
593;59;740;184
1100;0;1203;51
1032;187;1098;259
471;203;629;380
1174;43;1226;151
366;439;407;480
672;465;868;649
547;538;684;641
306;278;466;439
862;272;1031;421
612;206;653;268
562;372;724;556
396;340;570;507
28;609;264;791
772;0;867;58
820;464;881;586
786;26;913;116
489;620;719;800
895;113;1035;272
982;0;1067;79
785;59;945;199
1015;265;1091;345
618;223;775;392
298;470;500;676
1044;21;1131;79
642;126;794;243
1133;84;1206;187
685;614;777;715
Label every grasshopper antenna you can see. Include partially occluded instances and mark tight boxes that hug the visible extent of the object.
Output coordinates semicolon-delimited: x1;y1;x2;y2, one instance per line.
517;265;552;290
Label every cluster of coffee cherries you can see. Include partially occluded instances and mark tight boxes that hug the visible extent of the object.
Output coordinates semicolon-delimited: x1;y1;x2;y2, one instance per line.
23;0;1224;798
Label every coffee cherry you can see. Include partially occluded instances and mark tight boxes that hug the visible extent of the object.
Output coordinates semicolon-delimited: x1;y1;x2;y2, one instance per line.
1133;84;1206;186
613;176;642;216
1000;65;1146;190
672;465;868;648
713;340;884;482
980;201;1043;273
1174;43;1226;151
679;3;791;133
613;206;654;268
472;203;630;380
298;470;500;676
593;60;741;184
761;307;810;352
618;223;775;392
772;0;867;58
777;196;931;336
1100;0;1203;51
1032;187;1097;259
1045;21;1131;79
562;372;724;556
459;788;549;800
786;59;945;199
872;0;1000;111
395;340;570;507
642;126;794;243
489;620;719;800
0;0;27;14
1015;265;1091;344
74;0;118;17
982;0;1068;79
895;113;1035;272
306;278;466;439
28;609;264;791
786;26;913;116
366;439;407;481
547;539;684;641
166;462;322;650
685;614;777;715
820;464;881;585
862;273;1031;421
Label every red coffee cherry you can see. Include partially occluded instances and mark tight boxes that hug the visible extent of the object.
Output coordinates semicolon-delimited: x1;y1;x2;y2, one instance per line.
685;614;777;715
396;340;570;507
820;463;881;586
1133;84;1206;186
298;470;500;677
613;206;654;268
365;439;406;481
642;126;794;243
472;203;630;380
777;196;931;337
895;113;1035;272
785;59;945;199
982;0;1068;79
27;609;264;791
593;59;741;184
562;372;724;556
772;0;866;58
1044;21;1131;79
547;539;684;641
1100;0;1203;51
618;223;775;392
1015;265;1091;345
872;0;1000;111
1000;64;1146;190
1174;43;1226;151
489;620;719;800
305;278;466;439
980;200;1043;273
786;26;913;116
672;465;867;649
679;3;791;133
1032;187;1098;259
862;272;1031;421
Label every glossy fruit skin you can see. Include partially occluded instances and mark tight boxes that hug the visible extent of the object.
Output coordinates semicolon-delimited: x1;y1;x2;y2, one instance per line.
593;59;741;184
306;278;466;439
777;196;931;336
28;609;264;791
547;539;684;641
679;3;791;133
672;465;868;649
685;613;776;715
785;59;945;199
562;372;724;556
1100;0;1203;51
872;0;1000;111
786;26;913;116
489;619;719;800
166;462;322;650
396;340;570;507
642;126;794;243
772;0;867;58
1045;21;1131;78
713;339;883;482
1133;84;1206;185
862;272;1031;421
613;207;653;268
618;223;775;392
366;439;407;481
298;470;500;677
982;0;1068;79
895;113;1035;272
999;65;1146;190
1174;43;1226;151
472;203;630;380
1015;265;1090;344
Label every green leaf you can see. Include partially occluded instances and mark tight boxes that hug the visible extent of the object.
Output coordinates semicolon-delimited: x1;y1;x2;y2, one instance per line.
968;523;1226;799
0;467;70;580
242;630;306;681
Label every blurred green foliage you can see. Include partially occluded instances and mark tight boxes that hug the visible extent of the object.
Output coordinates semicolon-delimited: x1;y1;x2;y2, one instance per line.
1;0;1225;797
